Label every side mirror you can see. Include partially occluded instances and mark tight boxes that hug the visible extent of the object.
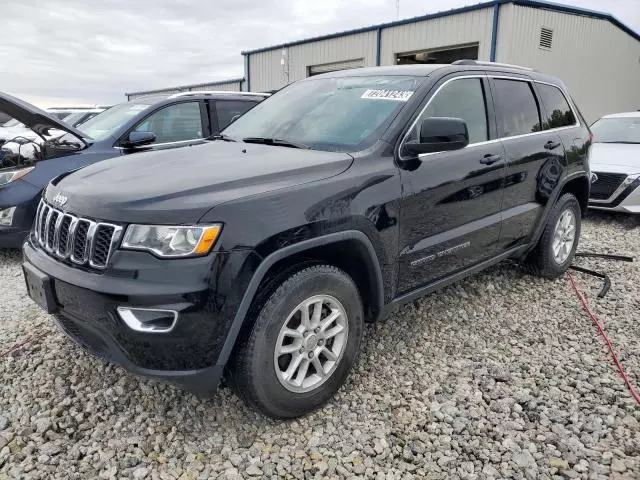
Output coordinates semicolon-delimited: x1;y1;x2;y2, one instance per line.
404;117;469;155
124;131;156;148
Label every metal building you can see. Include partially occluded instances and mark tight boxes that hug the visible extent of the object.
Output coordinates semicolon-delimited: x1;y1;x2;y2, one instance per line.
125;77;244;101
241;0;640;122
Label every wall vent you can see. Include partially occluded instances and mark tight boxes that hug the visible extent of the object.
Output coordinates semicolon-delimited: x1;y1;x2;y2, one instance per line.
539;27;553;49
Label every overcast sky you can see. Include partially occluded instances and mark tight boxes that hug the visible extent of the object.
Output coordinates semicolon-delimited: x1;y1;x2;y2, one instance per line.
2;0;639;107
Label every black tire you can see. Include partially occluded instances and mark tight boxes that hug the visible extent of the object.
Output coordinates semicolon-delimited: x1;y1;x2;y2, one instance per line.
526;193;581;278
228;265;364;418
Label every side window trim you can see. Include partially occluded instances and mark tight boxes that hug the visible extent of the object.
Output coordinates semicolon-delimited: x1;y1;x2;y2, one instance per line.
398;73;581;159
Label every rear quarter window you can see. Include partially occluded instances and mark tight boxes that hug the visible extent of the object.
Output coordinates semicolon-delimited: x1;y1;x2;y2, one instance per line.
536;83;576;129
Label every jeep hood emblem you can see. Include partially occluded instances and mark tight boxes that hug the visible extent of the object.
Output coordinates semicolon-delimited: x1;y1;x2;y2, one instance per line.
52;192;68;206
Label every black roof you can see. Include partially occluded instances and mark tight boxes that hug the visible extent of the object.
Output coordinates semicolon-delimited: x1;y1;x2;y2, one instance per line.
242;0;639;55
304;63;563;85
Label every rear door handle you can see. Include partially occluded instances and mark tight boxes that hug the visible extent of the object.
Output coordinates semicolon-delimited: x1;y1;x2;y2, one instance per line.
479;154;501;165
544;140;561;150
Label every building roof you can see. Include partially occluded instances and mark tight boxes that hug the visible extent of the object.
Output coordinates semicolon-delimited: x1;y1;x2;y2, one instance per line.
125;77;245;98
241;0;640;55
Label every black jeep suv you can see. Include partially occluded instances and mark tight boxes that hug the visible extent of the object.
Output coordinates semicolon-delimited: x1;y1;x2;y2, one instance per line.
22;62;591;418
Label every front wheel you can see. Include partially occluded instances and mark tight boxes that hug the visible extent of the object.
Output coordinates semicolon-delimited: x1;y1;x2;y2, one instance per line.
526;193;581;278
228;265;364;418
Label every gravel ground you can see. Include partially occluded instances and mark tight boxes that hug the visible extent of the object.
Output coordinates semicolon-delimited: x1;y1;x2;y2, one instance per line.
1;212;639;480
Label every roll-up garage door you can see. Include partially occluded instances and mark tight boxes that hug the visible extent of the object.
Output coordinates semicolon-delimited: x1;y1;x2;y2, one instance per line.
307;59;364;76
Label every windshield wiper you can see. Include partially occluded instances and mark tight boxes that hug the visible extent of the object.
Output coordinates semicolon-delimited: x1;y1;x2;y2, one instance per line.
599;141;640;144
210;133;236;142
242;137;310;149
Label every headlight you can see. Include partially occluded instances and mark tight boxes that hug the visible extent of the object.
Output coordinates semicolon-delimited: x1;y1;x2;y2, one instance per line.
0;167;34;187
0;206;16;226
121;224;222;258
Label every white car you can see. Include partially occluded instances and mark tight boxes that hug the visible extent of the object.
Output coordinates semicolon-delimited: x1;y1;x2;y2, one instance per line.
0;106;107;145
588;111;640;213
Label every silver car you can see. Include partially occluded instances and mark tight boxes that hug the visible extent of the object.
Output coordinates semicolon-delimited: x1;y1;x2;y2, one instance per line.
588;112;640;213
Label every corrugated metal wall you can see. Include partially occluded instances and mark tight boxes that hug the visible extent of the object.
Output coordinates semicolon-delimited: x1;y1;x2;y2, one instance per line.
127;79;243;100
379;7;494;64
497;4;640;122
248;30;377;92
248;8;494;92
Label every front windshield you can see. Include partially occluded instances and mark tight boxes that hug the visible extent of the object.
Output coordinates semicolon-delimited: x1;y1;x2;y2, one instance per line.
79;102;151;141
223;75;424;152
63;111;100;127
63;111;89;127
48;111;72;120
591;117;640;144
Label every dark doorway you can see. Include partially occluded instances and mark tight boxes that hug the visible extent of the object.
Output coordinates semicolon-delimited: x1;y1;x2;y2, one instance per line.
396;43;479;65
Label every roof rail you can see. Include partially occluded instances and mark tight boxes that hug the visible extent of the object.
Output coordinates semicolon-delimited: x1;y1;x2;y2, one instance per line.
167;90;270;99
452;59;536;72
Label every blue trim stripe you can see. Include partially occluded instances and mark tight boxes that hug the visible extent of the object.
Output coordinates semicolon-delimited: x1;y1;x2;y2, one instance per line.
375;28;382;66
241;0;639;56
245;55;251;92
490;3;500;61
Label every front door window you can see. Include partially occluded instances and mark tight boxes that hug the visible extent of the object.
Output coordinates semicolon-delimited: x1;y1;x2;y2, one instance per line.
133;102;203;144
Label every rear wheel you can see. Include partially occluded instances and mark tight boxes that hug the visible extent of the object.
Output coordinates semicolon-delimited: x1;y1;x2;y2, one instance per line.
526;193;581;278
229;265;364;418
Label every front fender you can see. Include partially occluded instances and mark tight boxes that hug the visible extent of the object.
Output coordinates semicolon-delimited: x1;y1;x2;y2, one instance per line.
215;230;384;370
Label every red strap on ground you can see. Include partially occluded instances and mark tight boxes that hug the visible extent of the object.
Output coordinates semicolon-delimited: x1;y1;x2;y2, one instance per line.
0;331;50;359
567;271;640;406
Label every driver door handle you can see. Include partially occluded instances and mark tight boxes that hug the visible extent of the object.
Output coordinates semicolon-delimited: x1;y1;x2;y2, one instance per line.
479;154;501;165
544;140;561;150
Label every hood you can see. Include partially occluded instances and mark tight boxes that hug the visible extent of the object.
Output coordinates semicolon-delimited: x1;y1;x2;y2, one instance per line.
589;143;640;174
46;141;354;224
0;91;89;145
0;125;39;142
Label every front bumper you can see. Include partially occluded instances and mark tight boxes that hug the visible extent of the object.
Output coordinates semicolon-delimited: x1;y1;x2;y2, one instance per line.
23;238;258;398
588;174;640;214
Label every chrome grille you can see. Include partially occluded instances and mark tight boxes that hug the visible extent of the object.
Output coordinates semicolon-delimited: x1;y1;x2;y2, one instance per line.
34;200;122;270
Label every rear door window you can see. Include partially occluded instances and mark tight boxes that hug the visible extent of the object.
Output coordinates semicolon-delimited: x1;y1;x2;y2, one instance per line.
492;79;541;137
536;83;576;129
215;100;257;130
133;101;203;144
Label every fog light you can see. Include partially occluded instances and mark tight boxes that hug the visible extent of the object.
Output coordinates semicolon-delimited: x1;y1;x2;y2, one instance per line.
117;307;178;333
0;206;16;226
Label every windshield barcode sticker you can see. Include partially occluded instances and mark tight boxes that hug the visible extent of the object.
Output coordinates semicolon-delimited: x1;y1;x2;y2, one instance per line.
361;89;414;101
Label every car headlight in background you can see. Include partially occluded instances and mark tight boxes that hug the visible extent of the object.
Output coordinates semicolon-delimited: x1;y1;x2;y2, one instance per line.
0;207;16;226
121;224;222;258
0;167;34;187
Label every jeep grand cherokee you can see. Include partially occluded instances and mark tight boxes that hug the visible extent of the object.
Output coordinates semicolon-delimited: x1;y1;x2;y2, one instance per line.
22;62;591;418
